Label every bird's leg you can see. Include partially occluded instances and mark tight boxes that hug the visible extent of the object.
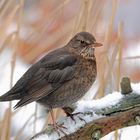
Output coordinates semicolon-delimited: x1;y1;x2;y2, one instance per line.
50;109;67;135
63;107;86;124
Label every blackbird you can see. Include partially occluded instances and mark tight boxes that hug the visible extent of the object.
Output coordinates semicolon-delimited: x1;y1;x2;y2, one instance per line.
0;31;102;125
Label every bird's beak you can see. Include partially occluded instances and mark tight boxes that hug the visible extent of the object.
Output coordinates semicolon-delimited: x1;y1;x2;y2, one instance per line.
93;42;103;48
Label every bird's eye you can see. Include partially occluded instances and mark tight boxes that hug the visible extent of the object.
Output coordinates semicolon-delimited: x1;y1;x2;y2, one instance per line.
80;40;85;44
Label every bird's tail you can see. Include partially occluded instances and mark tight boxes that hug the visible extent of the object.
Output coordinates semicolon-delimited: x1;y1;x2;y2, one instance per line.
0;91;21;101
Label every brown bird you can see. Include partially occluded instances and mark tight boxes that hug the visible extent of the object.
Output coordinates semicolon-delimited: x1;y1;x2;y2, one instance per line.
0;31;102;127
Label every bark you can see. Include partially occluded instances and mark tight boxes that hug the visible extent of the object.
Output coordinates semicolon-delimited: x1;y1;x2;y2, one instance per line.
60;107;140;140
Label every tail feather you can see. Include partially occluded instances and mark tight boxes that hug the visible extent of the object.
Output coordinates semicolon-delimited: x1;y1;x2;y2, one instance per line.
0;91;21;101
14;98;30;109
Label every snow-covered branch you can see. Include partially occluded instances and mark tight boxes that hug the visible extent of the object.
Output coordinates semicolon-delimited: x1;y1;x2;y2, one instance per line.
31;78;140;140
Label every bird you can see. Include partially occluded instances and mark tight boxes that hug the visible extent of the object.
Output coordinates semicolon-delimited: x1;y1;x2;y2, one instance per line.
0;31;102;128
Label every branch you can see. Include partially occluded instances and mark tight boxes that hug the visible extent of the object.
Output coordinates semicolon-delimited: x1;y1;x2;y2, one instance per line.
31;78;140;140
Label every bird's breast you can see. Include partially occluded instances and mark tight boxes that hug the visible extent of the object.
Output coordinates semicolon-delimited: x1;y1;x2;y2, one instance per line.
71;57;97;95
75;57;97;88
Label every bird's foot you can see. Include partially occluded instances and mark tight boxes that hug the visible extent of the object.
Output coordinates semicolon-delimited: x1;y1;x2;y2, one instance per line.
49;122;67;136
66;112;86;124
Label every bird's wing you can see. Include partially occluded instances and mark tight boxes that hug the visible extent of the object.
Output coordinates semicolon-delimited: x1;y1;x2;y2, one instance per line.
14;49;78;108
6;48;73;94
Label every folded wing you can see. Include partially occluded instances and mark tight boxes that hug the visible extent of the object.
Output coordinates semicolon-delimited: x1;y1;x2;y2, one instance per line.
14;49;77;108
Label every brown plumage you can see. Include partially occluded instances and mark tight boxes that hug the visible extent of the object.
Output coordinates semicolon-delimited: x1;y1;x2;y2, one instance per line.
0;32;102;112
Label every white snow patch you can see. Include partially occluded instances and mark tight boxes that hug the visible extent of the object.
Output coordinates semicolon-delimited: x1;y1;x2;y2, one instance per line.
75;91;123;113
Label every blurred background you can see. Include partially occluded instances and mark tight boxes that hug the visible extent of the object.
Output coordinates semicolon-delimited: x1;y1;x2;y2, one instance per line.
0;0;140;140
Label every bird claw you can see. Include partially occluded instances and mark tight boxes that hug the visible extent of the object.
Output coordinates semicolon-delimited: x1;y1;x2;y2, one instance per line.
77;116;87;124
66;112;86;124
48;122;67;136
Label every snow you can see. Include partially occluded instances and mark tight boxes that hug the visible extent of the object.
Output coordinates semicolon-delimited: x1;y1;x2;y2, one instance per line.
75;82;140;115
75;91;123;113
32;112;101;140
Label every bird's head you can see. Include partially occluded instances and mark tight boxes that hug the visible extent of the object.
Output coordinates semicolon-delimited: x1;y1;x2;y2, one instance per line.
68;31;102;60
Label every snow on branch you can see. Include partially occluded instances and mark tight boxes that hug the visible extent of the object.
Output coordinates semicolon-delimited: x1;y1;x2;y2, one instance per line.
30;77;140;140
